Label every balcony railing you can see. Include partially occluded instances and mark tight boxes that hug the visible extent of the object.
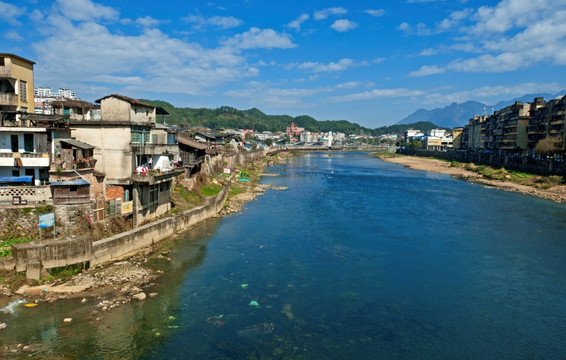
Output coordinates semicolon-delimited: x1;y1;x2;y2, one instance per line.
130;143;179;155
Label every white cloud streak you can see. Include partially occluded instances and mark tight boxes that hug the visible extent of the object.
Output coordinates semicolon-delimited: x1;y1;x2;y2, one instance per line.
55;0;119;22
222;28;296;49
313;7;347;20
331;19;358;32
183;14;243;30
0;1;25;25
286;13;309;31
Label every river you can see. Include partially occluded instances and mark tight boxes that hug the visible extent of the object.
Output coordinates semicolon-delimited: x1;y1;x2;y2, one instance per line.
2;152;566;359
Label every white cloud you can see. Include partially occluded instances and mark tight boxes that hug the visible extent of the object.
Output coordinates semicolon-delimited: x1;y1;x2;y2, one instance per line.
222;28;296;49
408;65;445;77
470;0;558;35
298;58;355;73
136;16;161;28
418;48;438;56
30;9;44;22
0;1;25;25
364;9;385;17
331;19;358;32
423;82;562;105
183;14;243;30
55;0;119;22
31;17;265;98
397;22;410;31
402;0;566;76
327;88;426;103
4;31;24;42
286;13;309;31
314;7;347;20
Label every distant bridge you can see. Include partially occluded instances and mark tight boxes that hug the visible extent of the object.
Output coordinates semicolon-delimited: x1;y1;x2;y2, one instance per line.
266;146;389;156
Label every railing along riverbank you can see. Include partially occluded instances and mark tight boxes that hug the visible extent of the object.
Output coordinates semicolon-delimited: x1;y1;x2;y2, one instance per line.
398;148;566;177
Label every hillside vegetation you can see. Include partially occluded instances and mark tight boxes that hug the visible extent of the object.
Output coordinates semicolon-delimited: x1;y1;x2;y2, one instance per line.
142;100;447;135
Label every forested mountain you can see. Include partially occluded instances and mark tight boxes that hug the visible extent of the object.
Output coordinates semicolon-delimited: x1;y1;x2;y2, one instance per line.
142;100;445;136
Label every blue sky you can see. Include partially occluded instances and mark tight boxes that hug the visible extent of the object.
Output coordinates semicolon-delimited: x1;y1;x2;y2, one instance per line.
2;0;566;128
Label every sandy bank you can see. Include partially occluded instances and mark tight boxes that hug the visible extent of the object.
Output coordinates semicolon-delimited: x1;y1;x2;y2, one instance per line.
381;155;566;204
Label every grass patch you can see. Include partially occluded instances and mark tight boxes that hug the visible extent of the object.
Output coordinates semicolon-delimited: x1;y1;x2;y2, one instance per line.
200;183;223;197
0;237;34;257
507;170;533;179
47;264;86;281
174;185;201;205
230;186;243;196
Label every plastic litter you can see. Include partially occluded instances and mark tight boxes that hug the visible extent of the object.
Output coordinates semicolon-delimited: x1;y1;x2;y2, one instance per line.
241;284;248;289
207;315;225;325
249;300;259;307
24;303;38;308
0;323;6;330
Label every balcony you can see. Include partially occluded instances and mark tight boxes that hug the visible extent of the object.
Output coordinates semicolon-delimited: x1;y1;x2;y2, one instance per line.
0;93;16;106
131;167;184;185
130;143;179;155
51;158;97;171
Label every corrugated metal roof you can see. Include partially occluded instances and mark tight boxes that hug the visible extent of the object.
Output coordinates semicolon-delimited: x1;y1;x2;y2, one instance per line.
0;176;33;183
50;179;90;186
60;139;95;149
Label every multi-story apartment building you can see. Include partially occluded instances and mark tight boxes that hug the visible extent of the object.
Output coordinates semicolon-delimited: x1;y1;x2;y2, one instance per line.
70;94;182;225
0;54;35;119
459;96;566;157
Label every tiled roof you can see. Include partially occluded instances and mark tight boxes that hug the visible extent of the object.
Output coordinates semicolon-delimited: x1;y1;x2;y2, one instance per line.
95;94;155;108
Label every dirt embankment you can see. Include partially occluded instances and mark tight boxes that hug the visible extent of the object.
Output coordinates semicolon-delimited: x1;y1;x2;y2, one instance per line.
381;155;566;203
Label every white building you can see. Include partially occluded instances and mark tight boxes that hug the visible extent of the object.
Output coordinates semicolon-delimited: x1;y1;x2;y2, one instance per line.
429;129;446;138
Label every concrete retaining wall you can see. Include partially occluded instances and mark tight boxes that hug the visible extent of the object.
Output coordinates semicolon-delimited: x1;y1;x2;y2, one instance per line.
8;183;229;279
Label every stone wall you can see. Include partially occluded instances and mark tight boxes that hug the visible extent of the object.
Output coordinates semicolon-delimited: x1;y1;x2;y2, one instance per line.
0;207;53;242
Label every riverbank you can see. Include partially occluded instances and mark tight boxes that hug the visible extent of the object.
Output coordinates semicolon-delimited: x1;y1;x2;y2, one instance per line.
380;154;566;203
0;152;293;310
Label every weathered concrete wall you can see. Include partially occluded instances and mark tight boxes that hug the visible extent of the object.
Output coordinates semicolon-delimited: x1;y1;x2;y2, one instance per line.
0;185;51;206
12;236;91;273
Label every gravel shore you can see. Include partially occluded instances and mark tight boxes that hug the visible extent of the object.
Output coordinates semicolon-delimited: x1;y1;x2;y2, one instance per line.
381;155;566;203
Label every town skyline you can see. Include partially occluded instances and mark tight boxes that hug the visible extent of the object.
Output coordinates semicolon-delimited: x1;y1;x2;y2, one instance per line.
2;0;566;128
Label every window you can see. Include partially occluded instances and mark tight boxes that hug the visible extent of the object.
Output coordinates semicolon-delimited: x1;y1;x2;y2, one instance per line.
19;81;27;102
0;57;4;66
24;134;33;152
70;186;78;192
11;135;19;152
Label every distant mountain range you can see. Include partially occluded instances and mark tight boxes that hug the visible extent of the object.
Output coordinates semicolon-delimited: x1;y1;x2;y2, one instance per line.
398;92;566;129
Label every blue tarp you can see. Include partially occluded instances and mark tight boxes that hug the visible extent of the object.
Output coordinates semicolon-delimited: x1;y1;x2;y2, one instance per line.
0;176;33;183
50;179;90;186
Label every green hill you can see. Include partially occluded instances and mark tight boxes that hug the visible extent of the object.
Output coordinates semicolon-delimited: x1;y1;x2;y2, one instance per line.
142;100;448;136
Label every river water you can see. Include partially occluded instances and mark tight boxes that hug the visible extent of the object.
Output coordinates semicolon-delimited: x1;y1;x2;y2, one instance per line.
2;152;566;359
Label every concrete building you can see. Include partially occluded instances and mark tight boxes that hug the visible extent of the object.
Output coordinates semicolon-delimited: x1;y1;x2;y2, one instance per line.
70;94;182;225
286;121;305;138
0;54;35;119
51;99;101;121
